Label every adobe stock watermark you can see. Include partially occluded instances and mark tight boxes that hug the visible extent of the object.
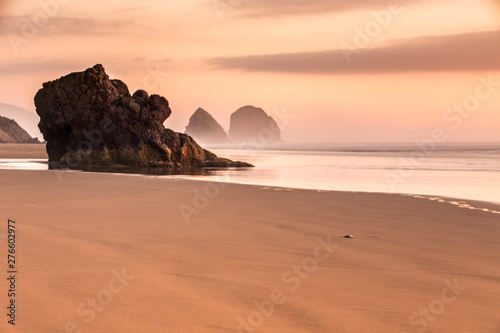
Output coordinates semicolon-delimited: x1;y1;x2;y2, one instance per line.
179;106;296;225
401;278;467;333
442;75;499;130
340;0;403;64
385;74;500;190
237;234;339;333
236;106;296;154
59;267;135;333
52;63;169;183
129;64;170;94
179;179;230;225
7;0;71;54
213;0;245;21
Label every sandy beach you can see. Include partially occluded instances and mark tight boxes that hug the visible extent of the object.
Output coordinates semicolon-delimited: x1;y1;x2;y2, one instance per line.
0;144;499;333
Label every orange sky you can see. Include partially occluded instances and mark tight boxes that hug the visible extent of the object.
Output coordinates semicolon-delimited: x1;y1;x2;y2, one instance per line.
0;0;499;143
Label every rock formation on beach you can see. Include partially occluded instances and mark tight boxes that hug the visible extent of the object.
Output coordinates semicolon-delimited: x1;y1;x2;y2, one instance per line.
185;108;229;144
0;115;40;143
34;64;252;168
229;106;282;144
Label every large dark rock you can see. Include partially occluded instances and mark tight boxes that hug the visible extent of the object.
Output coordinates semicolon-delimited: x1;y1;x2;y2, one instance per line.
34;64;252;168
185;108;229;144
229;106;281;144
0;115;40;143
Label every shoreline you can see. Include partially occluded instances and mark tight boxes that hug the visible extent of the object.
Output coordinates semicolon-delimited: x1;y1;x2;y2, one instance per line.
1;143;500;208
2;166;500;211
2;163;500;214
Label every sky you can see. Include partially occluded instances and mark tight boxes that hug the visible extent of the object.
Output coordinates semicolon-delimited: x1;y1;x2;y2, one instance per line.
0;0;499;143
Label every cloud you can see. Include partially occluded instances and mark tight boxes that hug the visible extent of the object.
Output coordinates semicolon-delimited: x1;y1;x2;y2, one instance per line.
208;30;500;74
0;15;130;36
0;13;177;42
214;0;424;18
0;57;172;76
0;58;87;75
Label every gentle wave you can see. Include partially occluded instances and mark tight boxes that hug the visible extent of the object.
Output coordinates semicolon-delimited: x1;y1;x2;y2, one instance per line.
402;194;500;215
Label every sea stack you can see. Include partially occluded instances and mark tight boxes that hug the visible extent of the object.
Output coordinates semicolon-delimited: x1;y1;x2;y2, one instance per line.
0;115;39;143
34;64;252;168
185;108;229;144
229;106;281;144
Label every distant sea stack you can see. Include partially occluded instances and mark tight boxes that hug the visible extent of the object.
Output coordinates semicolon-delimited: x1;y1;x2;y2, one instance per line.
34;64;252;169
229;106;282;144
185;108;229;144
0;115;40;143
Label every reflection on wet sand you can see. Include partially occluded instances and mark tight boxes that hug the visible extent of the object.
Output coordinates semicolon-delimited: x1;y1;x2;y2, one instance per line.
50;164;250;177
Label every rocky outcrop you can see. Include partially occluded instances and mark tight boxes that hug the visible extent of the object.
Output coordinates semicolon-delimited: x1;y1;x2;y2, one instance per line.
0;103;43;140
229;106;281;144
0;116;40;143
185;108;229;144
34;64;252;169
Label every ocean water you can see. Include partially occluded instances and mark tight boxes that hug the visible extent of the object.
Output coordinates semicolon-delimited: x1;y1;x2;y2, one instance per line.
184;144;500;205
1;144;499;204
